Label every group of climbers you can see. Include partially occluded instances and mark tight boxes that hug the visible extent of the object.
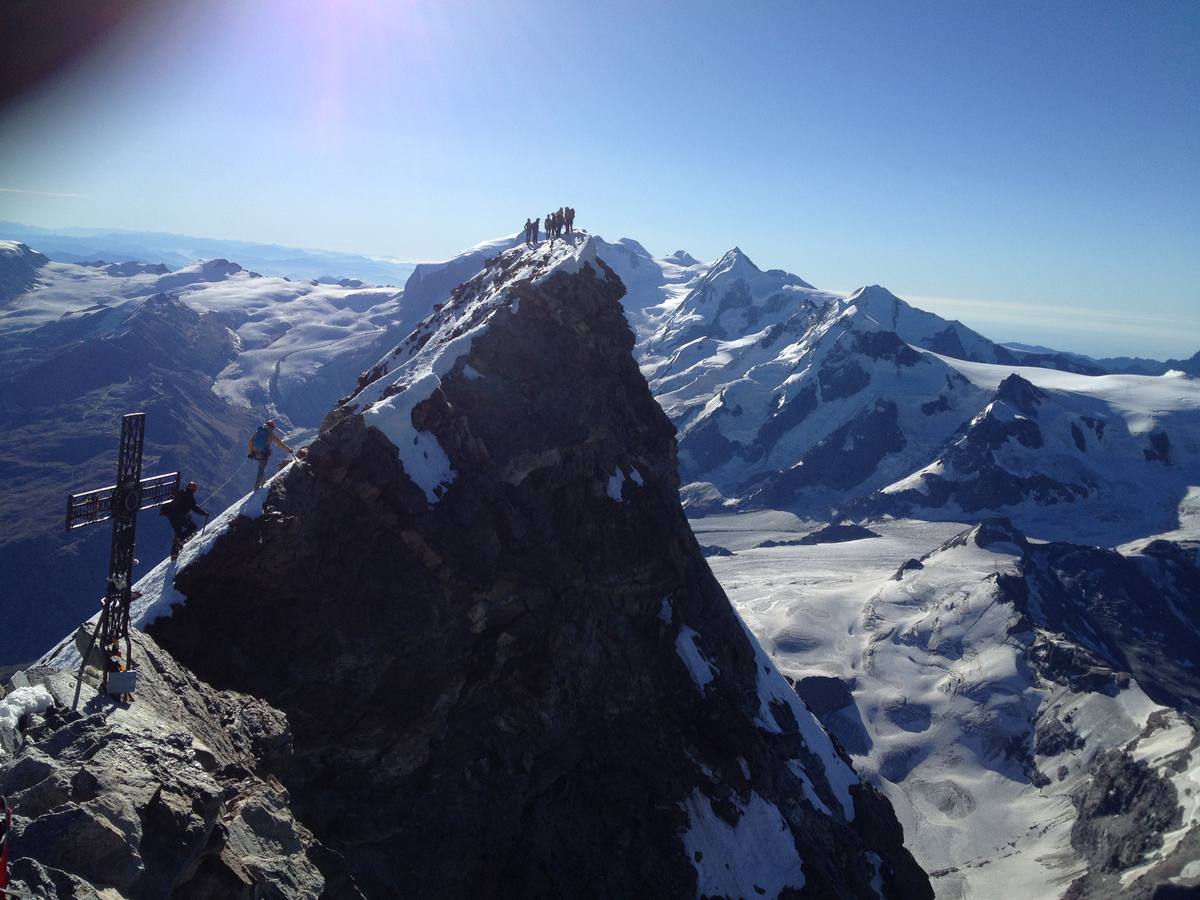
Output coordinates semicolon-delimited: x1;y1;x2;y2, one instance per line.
162;419;295;561
546;206;575;239
522;206;576;246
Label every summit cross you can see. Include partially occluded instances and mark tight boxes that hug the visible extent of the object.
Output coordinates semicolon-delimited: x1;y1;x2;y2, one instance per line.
64;412;179;706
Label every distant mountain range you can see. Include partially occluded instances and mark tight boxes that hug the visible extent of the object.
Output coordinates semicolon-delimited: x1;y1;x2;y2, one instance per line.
0;220;416;285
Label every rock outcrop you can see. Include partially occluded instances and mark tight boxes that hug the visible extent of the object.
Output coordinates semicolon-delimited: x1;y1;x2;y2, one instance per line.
17;239;933;898
2;631;326;898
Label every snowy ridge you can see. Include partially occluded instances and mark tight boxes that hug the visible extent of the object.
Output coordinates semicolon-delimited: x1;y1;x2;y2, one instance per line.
351;238;608;504
846;285;1018;365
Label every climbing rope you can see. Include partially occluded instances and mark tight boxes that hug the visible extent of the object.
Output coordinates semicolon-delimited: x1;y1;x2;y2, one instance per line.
207;455;250;501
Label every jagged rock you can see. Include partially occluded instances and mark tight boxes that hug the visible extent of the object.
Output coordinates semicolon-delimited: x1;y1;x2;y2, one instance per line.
797;523;880;545
1016;539;1200;717
1034;716;1085;757
3;631;327;899
139;242;932;898
892;558;924;580
1071;750;1181;873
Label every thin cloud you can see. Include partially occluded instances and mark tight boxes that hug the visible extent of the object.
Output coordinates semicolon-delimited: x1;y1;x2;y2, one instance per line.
0;186;88;199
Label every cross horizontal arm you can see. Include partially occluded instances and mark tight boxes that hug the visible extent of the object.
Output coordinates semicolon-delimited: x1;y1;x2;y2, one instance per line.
65;471;180;531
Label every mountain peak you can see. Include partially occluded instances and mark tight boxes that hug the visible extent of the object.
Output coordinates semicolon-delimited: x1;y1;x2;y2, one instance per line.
665;249;701;266
713;246;758;273
993;372;1046;412
0;240;51;304
847;284;903;305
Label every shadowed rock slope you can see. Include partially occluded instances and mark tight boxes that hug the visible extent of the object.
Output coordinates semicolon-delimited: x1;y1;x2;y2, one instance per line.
138;241;932;897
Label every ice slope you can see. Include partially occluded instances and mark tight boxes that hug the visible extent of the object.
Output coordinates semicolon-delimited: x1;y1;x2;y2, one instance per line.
36;473;281;675
695;513;1200;899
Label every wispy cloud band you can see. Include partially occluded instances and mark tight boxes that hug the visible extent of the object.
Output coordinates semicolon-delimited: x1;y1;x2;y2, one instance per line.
0;186;88;199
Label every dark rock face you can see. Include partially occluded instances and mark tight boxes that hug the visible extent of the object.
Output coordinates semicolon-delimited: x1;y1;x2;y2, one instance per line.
1070;750;1181;874
993;373;1046;412
143;244;931;898
1144;429;1172;464
741;400;906;508
751;383;819;458
1034;715;1086;757
1;632;326;898
1016;539;1200;717
798;523;880;545
678;410;739;478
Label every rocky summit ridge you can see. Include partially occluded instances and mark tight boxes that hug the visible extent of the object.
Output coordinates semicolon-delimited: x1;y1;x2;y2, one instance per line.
3;239;931;898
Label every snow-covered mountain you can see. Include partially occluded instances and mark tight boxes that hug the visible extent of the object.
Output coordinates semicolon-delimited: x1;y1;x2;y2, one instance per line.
5;238;933;898
863;363;1200;544
842;284;1020;365
634;257;996;516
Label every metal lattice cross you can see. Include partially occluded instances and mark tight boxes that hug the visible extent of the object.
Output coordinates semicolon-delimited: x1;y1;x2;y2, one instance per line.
65;413;178;706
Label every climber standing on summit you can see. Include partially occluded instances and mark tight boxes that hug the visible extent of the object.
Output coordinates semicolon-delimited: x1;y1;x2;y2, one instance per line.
161;481;209;561
248;419;293;490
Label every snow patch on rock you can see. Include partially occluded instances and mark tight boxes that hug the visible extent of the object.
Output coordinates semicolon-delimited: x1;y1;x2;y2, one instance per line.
681;789;806;897
739;617;858;820
606;468;625;502
675;625;717;695
0;684;53;755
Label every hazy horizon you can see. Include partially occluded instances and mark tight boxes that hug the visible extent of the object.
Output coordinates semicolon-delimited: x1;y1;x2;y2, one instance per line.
1;0;1197;357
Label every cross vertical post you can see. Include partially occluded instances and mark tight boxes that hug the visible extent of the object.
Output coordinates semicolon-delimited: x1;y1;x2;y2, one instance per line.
66;413;179;709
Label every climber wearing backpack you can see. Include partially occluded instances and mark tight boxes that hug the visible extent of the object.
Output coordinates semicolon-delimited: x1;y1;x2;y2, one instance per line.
248;419;293;489
161;481;209;561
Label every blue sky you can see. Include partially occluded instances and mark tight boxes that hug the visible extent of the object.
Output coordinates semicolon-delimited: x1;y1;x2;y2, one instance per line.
1;0;1196;357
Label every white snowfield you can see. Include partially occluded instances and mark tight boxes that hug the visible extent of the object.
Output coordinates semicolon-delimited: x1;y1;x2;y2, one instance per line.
696;513;1200;900
0;242;408;426
0;684;53;755
927;350;1200;437
683;788;808;897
